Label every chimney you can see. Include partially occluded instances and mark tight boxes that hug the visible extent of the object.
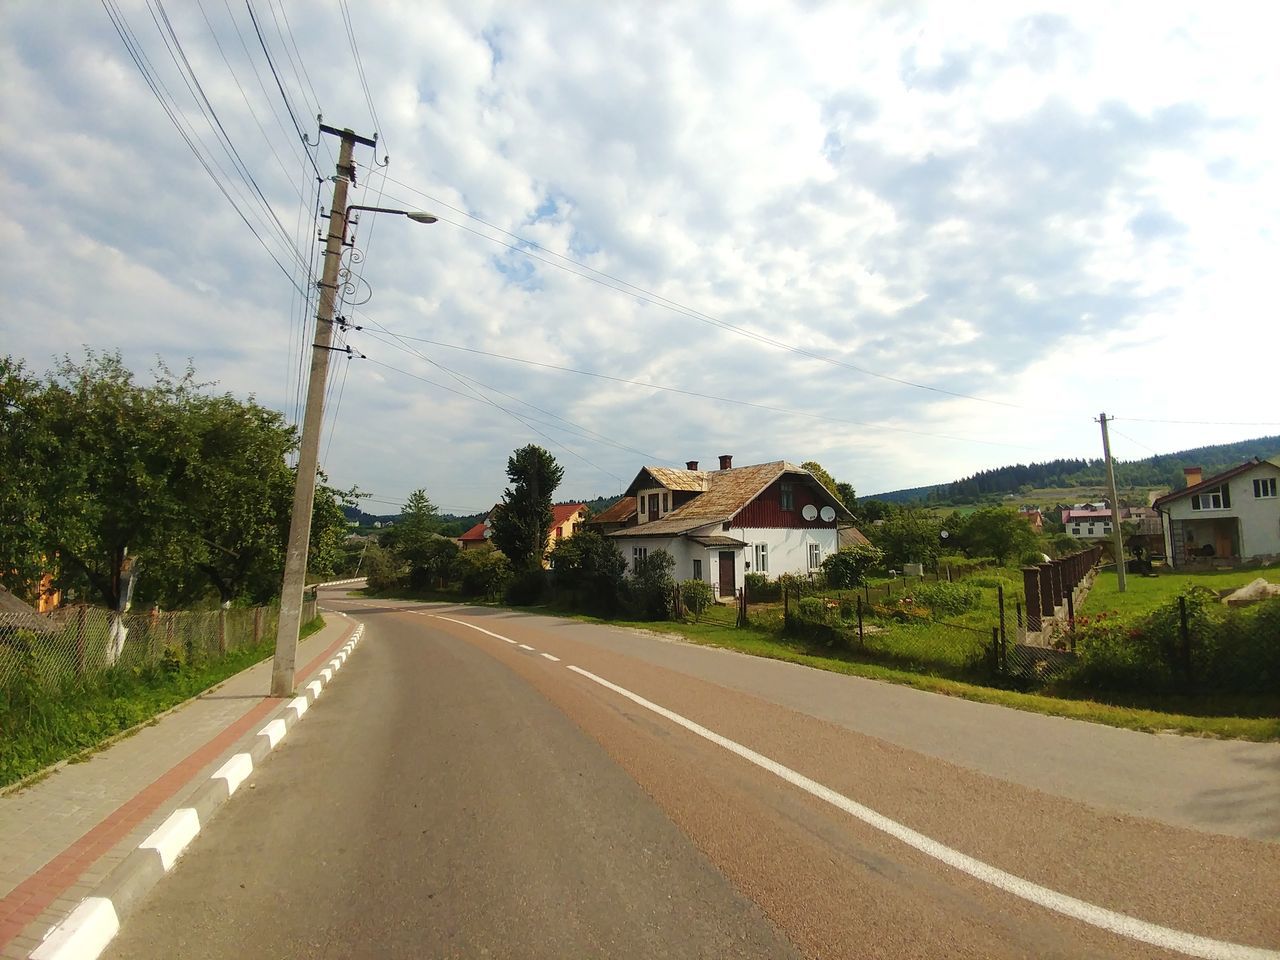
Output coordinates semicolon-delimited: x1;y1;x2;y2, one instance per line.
718;454;733;471
1183;466;1202;488
685;460;699;471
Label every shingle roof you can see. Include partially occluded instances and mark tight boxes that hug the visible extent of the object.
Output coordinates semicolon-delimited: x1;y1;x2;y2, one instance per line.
458;520;489;542
612;460;852;537
588;497;636;525
626;466;709;494
1152;457;1280;509
552;503;586;525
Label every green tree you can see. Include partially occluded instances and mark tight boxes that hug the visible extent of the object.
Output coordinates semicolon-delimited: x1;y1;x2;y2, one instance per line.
835;482;857;515
629;549;675;620
867;509;943;568
952;507;1042;565
454;545;511;598
548;529;627;615
396;488;442;588
491;445;563;571
307;479;361;581
0;358;48;597
821;543;883;588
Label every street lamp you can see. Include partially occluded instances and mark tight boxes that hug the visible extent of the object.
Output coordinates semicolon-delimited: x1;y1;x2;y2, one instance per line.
271;133;438;697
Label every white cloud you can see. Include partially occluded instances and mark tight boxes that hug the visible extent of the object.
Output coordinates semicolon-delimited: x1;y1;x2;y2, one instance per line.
1;1;1276;513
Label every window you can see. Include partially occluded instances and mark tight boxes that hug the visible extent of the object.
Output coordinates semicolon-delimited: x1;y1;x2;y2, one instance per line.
1254;477;1277;498
639;497;646;514
808;542;822;569
1191;485;1231;510
780;483;794;510
632;546;648;568
662;492;669;513
692;558;702;580
753;543;769;573
1087;526;1095;535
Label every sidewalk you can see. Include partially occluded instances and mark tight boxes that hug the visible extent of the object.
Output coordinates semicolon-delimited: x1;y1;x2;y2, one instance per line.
0;614;358;960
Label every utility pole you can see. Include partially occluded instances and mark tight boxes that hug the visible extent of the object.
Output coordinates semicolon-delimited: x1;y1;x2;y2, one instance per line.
272;125;376;696
1097;411;1127;593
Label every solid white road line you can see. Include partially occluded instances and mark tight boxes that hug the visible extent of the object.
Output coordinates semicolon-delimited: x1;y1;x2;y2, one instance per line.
540;653;561;662
566;664;1278;960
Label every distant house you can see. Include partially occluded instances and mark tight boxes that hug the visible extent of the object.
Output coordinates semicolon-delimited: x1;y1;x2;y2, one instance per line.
1061;508;1114;540
458;503;588;568
586;496;637;534
1018;509;1044;535
607;455;858;599
1153;459;1280;566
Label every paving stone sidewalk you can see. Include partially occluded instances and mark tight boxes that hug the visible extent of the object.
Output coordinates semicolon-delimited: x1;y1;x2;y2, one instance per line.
0;614;356;960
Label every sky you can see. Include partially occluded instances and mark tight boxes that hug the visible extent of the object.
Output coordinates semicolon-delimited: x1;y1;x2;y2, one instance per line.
3;1;1278;516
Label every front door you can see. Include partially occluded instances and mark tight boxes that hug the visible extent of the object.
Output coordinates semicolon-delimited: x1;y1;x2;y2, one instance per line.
718;551;736;597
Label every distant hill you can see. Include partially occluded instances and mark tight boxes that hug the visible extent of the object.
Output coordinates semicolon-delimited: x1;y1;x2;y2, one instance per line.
867;435;1280;505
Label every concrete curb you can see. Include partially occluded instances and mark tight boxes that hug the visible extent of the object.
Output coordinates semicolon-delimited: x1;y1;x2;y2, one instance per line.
27;624;366;960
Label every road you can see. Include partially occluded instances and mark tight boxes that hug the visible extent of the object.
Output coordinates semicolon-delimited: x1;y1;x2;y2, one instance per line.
107;592;1280;959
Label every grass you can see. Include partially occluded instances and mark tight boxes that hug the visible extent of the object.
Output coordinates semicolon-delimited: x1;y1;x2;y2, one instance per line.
0;615;324;789
1081;566;1279;619
562;610;1279;740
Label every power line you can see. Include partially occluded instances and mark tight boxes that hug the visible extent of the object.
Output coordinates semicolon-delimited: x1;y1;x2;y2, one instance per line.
338;0;384;148
264;0;321;119
352;314;1041;451
100;0;309;297
244;0;316;168
365;174;1020;409
360;352;627;484
1112;416;1280;427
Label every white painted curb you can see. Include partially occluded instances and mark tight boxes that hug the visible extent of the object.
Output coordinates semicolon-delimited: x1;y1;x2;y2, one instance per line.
28;623;365;960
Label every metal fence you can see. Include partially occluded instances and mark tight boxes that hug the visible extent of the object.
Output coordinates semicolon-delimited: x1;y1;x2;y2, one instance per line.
0;598;314;693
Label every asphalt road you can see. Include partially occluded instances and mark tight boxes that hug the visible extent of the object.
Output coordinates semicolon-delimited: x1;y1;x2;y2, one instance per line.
106;595;1280;959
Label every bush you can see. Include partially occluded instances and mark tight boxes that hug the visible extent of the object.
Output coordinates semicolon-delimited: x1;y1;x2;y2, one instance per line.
548;530;627;615
796;596;827;623
822;544;884;588
362;542;404;593
909;581;981;616
744;572;781;601
505;567;547;606
680;579;714;621
454;546;511;599
628;550;675;620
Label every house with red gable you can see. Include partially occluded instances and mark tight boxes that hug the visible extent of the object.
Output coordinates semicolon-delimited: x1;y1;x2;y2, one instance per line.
605;455;856;599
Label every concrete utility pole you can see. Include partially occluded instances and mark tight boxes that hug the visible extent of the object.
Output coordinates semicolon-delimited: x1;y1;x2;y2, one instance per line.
271;126;372;696
1097;411;1128;593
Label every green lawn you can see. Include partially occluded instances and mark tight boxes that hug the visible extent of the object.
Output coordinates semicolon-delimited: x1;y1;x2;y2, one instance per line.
1080;566;1278;619
1;615;325;789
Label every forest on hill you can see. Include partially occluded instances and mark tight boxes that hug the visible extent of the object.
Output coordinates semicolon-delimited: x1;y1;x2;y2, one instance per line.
868;435;1280;505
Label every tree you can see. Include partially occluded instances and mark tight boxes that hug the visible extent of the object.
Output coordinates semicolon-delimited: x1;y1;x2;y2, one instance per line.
0;357;48;597
548;529;627;614
835;481;857;515
491;445;563;571
396;488;442;588
821;543;883;588
629;549;675;620
867;509;943;568
307;479;361;582
952;507;1042;565
453;545;511;598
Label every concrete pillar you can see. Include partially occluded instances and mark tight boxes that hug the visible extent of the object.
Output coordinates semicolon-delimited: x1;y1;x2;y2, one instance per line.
1038;563;1054;619
1022;567;1042;632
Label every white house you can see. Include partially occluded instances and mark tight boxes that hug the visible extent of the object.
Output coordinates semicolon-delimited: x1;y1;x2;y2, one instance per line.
1061;508;1114;540
1153;459;1280;566
604;456;856;598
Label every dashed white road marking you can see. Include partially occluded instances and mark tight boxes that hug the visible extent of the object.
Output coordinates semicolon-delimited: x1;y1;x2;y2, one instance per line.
517;643;534;651
565;664;1278;960
540;653;561;662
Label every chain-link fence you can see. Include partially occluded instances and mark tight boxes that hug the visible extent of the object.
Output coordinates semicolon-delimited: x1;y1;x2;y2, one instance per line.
0;598;315;693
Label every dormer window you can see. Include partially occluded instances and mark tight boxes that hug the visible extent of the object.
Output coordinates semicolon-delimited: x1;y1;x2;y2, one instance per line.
662;492;669;513
780;483;794;510
1191;485;1230;511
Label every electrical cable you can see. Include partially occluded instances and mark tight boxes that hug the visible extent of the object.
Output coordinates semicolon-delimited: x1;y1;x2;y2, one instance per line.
244;0;314;161
364;175;1019;409
100;0;309;297
339;0;384;146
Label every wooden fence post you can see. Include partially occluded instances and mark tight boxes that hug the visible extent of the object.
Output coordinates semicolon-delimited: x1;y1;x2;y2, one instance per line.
253;607;263;643
991;626;1000;674
997;585;1006;651
856;595;864;644
218;607;227;656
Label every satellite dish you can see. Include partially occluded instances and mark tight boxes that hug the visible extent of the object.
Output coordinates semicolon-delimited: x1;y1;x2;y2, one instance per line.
483;518;492;527
940;529;950;540
482;528;493;539
819;505;836;522
801;504;818;521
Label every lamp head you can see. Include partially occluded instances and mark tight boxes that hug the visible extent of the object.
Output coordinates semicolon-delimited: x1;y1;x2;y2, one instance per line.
405;211;438;223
